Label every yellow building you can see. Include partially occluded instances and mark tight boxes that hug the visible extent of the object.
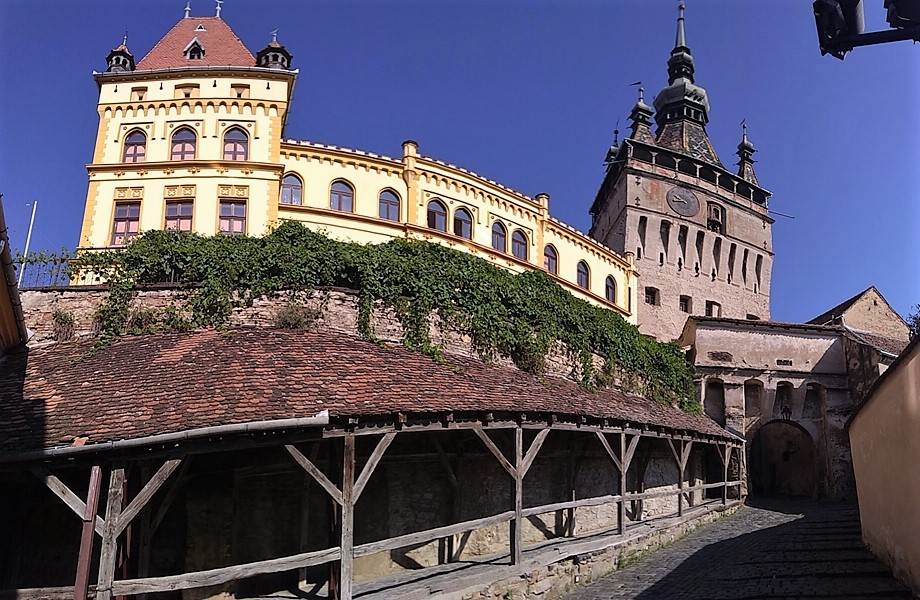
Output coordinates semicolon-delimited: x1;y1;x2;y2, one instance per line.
80;10;638;320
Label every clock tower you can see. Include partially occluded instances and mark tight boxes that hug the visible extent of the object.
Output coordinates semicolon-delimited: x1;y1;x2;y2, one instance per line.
589;3;773;341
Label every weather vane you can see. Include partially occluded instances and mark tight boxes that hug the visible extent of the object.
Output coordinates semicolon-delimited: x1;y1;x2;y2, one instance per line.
184;1;191;19
215;0;223;18
271;28;278;43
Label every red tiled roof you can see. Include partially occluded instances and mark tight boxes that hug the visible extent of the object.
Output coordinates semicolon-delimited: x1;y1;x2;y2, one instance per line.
136;17;254;70
846;328;909;357
0;329;731;458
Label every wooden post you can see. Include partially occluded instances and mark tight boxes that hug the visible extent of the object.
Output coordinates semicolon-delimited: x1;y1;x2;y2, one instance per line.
97;466;126;600
618;433;626;535
510;427;523;566
74;466;102;600
339;434;356;600
566;443;576;537
723;445;731;505
299;444;320;591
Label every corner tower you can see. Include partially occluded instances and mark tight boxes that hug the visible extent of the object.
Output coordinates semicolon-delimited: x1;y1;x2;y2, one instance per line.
80;9;297;249
589;4;773;341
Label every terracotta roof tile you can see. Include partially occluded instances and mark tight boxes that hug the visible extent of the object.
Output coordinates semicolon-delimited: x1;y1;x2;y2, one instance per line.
0;329;732;459
136;17;254;71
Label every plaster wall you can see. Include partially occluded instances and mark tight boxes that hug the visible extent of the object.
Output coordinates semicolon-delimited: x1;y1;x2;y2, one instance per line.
849;343;920;597
838;289;910;341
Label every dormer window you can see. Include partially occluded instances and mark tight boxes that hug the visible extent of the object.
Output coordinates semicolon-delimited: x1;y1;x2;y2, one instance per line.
195;24;207;31
184;38;205;60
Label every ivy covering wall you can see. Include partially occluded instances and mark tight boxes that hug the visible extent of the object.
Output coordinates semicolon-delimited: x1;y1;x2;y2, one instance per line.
71;222;698;412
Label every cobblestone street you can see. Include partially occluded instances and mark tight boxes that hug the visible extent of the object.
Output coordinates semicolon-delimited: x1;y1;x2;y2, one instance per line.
563;498;915;600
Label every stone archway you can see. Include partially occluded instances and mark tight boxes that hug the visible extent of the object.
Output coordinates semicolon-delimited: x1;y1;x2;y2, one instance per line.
749;420;818;497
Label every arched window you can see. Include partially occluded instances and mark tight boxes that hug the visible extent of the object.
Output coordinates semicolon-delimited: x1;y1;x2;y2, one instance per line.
427;200;447;231
773;381;794;419
491;222;506;252
170;127;196;161
280;174;302;205
576;261;590;289
511;230;527;260
123;130;146;163
605;276;616;303
453;208;473;239
543;245;558;274
803;383;825;419
378;190;400;221
222;127;248;161
330;180;354;212
744;379;764;418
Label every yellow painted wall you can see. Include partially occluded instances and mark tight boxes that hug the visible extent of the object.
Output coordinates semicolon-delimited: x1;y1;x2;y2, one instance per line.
80;69;638;321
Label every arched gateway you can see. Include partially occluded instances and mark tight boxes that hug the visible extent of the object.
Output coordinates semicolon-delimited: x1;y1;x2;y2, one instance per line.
749;420;818;497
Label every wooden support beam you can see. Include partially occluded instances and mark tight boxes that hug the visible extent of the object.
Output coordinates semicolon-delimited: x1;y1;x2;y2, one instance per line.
472;428;516;477
353;511;514;558
115;458;182;537
595;431;622;472
340;434;356;600
109;547;341;596
96;466;126;600
74;466;102;600
150;458;191;536
352;432;396;503
520;429;549;477
618;433;627;535
31;468;104;537
722;444;732;506
286;444;344;506
624;434;641;472
510;427;523;566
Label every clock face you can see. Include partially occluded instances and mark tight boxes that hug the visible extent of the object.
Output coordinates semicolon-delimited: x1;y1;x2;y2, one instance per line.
666;186;700;217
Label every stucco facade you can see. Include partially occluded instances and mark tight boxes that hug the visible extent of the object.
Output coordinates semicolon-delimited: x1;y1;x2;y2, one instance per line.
848;337;920;597
78;14;637;319
679;318;874;499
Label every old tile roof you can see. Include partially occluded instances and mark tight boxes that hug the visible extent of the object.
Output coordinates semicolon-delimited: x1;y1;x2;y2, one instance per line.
0;329;732;459
136;17;254;71
846;328;908;358
655;121;722;166
807;286;876;326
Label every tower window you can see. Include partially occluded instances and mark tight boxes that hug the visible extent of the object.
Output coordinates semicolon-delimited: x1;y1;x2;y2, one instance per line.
511;230;528;260
281;174;302;205
644;287;659;306
707;203;725;234
174;84;200;99
492;222;507;252
219;200;246;235
705;301;721;317
222;127;248;161
130;87;147;102
427;200;447;231
605;276;617;304
122;130;146;163
453;208;473;239
231;84;250;99
576;261;590;289
170;127;197;161
679;295;691;313
111;202;140;246
543;245;558;274
330;180;355;213
165;201;193;232
378;190;400;221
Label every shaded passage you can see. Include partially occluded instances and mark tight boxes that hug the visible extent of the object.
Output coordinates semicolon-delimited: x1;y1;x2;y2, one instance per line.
563;499;913;600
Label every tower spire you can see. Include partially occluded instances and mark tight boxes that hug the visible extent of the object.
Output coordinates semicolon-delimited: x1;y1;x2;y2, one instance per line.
736;119;760;185
184;1;191;18
676;1;687;48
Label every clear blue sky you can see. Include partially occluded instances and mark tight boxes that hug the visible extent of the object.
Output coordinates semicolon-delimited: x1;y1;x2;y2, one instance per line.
1;0;917;322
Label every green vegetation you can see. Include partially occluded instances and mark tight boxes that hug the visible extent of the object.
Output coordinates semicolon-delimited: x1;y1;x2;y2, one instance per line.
74;221;698;412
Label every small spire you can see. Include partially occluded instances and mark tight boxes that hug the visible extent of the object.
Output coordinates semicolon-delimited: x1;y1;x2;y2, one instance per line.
736;119;759;185
741;119;749;144
271;28;278;43
215;0;222;17
613;121;620;146
638;85;645;103
676;1;687;48
123;30;128;46
184;1;191;18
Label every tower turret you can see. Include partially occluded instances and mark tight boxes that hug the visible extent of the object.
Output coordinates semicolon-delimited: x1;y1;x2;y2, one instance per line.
105;35;135;73
736;122;760;186
256;30;293;70
628;86;655;145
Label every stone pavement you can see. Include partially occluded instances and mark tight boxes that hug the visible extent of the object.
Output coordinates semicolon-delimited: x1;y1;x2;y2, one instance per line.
563;498;915;600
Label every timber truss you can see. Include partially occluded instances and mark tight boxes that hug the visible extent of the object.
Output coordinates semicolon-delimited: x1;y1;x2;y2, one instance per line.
2;412;744;600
